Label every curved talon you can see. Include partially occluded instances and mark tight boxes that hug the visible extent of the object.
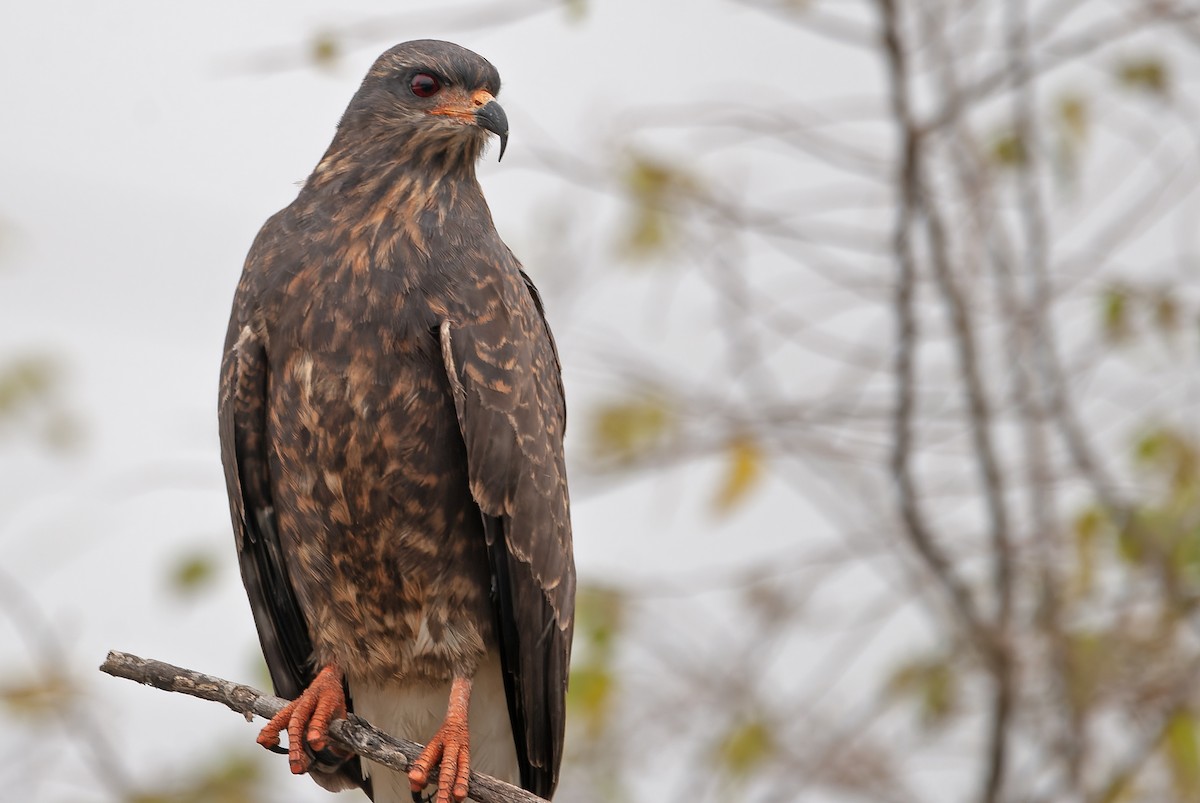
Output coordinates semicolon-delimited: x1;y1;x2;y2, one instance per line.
408;676;473;803
257;697;296;750
256;664;348;775
408;730;471;803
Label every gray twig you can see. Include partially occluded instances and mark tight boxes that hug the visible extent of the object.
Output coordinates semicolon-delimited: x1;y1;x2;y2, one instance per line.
98;650;545;803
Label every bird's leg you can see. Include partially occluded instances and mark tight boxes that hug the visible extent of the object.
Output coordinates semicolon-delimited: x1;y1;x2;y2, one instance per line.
409;676;473;803
257;663;351;775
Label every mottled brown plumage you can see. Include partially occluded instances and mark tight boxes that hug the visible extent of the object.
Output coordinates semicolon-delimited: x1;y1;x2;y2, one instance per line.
219;40;574;802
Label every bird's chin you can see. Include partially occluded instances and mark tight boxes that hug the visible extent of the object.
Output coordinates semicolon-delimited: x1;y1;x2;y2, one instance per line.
399;123;489;170
449;126;491;163
455;131;490;165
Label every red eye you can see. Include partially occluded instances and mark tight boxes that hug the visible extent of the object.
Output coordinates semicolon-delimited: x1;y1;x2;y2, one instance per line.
410;73;441;98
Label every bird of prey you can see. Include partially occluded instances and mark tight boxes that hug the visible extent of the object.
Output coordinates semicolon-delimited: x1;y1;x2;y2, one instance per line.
218;40;574;803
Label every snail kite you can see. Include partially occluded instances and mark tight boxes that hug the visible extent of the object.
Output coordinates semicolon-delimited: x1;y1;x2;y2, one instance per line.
218;40;575;803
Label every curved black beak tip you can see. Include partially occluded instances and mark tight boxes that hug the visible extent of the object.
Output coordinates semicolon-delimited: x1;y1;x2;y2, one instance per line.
475;100;509;162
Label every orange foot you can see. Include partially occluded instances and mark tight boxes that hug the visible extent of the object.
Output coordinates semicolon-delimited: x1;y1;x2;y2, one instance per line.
409;676;473;803
257;663;350;774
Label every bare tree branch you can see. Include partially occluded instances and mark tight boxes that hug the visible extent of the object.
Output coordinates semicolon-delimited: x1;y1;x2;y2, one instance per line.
98;651;547;803
877;0;988;640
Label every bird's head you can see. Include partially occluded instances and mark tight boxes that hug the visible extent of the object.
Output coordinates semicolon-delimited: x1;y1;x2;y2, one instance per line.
338;40;509;166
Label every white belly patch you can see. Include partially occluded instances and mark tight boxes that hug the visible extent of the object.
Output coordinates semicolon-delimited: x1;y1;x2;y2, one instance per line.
349;654;520;803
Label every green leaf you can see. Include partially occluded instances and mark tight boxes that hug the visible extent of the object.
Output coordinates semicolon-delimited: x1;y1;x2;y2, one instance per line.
991;131;1027;169
1101;284;1130;342
562;0;587;22
310;31;340;69
1116;520;1145;565
590;394;673;464
1073;506;1104;596
1171;523;1200;591
716;719;776;777
567;586;625;737
1137;428;1170;465
623;209;670;256
567;664;615;737
618;155;696;259
626;157;681;198
0;357;57;415
886;655;958;729
1164;709;1200;799
1116;57;1170;97
0;672;74;716
1052;94;1090;182
1154;289;1180;336
575;585;625;660
1095;771;1136;803
169;550;219;596
1064;630;1105;715
713;436;765;513
1134;426;1198;488
1058;94;1089;143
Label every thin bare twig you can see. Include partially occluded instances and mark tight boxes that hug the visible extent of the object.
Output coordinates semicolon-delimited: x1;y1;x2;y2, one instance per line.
877;0;988;638
1001;0;1080;786
880;4;1016;799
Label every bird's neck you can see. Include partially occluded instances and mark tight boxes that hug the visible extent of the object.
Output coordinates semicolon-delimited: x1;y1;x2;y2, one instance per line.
295;130;496;277
305;125;485;197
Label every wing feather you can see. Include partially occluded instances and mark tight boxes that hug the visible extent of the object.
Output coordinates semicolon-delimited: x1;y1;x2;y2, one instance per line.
219;259;367;795
219;322;314;700
439;267;575;799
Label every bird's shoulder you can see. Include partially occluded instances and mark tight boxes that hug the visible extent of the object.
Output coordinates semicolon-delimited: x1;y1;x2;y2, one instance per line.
227;208;293;324
441;246;541;327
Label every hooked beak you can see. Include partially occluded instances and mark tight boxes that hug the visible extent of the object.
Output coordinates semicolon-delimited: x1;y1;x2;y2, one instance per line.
475;100;509;162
